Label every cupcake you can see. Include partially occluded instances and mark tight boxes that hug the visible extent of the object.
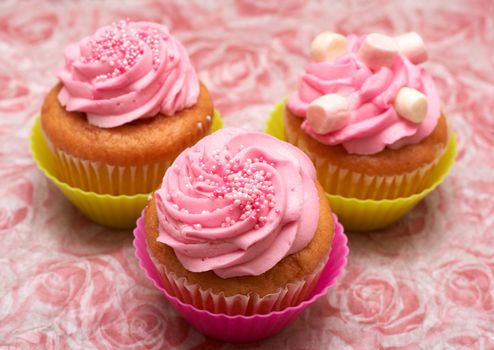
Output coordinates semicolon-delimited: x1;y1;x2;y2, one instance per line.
285;32;450;200
144;128;335;315
41;19;214;195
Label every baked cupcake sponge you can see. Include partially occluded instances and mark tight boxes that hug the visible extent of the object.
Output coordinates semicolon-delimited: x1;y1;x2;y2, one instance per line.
41;82;214;195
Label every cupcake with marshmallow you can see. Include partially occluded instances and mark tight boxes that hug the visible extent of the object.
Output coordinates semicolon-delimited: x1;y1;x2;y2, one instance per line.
285;32;450;200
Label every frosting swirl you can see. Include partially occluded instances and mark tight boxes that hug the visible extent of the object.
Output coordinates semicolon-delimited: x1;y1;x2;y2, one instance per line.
57;20;199;128
287;35;440;155
155;128;320;278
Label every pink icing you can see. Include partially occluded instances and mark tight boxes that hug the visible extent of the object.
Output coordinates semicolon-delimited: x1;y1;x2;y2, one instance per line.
287;35;440;155
154;128;320;279
57;20;199;128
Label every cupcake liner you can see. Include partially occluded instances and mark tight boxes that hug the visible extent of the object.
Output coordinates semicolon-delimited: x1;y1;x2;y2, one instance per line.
30;113;223;229
50;146;173;196
286;123;442;200
148;245;329;316
133;213;348;342
44;111;221;196
266;101;457;232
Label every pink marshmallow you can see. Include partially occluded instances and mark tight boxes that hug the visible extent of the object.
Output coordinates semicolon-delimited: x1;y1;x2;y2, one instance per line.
395;32;427;64
357;33;398;70
307;94;350;134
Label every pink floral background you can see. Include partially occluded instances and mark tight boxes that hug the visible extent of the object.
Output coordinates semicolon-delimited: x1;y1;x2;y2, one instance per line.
1;0;493;348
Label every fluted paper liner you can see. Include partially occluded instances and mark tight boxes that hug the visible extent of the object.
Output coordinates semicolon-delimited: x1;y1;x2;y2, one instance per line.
288;129;442;200
266;102;457;232
51;147;174;195
30;113;223;229
149;245;328;316
133;212;348;342
44;111;221;195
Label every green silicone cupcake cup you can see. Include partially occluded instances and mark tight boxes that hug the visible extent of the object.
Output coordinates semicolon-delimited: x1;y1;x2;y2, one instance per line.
30;111;223;229
265;102;457;232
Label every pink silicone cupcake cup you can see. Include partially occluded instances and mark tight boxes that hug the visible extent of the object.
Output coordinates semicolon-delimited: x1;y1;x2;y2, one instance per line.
133;213;348;343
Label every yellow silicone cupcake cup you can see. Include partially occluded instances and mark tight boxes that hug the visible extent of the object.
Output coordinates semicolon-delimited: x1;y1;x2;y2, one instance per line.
31;111;223;229
266;102;457;232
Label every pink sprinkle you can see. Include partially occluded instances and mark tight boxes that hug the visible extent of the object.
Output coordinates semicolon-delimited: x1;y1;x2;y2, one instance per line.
84;19;165;81
193;151;279;228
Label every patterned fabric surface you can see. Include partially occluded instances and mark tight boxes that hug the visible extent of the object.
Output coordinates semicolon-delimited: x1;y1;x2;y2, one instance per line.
1;0;493;349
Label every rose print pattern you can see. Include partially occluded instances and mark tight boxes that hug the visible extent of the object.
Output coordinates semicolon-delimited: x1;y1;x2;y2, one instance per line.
0;0;492;349
328;268;429;337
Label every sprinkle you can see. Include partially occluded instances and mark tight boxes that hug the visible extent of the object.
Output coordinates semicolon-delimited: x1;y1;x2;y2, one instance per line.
83;19;165;81
193;151;279;228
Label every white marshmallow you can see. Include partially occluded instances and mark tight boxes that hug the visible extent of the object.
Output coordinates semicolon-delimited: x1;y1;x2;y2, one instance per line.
395;32;427;64
357;33;398;70
310;32;347;62
307;94;350;134
394;87;428;123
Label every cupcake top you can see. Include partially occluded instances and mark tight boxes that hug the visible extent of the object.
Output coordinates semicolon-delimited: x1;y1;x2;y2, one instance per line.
154;128;320;278
288;32;440;155
57;19;199;128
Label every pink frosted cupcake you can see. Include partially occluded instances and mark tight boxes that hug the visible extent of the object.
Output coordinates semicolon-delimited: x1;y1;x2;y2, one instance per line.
41;19;214;195
285;32;449;200
143;128;336;316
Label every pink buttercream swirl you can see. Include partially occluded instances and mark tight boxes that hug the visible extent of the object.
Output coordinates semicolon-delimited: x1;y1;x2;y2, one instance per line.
57;20;199;128
287;35;440;155
155;128;320;278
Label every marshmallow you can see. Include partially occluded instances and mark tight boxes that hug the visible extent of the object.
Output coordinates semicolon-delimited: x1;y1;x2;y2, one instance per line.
394;87;428;123
307;94;350;134
395;32;427;64
310;32;347;62
357;33;398;70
